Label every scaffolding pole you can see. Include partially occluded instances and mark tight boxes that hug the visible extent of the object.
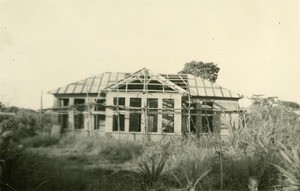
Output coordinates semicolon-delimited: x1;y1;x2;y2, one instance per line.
85;85;92;136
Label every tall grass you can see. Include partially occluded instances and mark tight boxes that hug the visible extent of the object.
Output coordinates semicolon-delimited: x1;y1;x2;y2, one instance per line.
172;157;211;191
100;139;142;162
21;135;59;148
7;151;143;191
57;135;143;163
273;144;300;191
2;98;299;190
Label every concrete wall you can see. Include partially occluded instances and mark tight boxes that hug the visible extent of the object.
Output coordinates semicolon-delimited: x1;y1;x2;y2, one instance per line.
55;95;241;137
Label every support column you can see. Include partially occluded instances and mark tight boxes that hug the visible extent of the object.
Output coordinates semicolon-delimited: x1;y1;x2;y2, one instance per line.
213;112;221;134
53;97;59;108
157;98;163;134
125;97;130;132
83;113;89;130
140;96;147;134
68;98;74;130
90;115;95;131
84;98;93;133
105;94;113;132
196;101;202;134
174;95;182;135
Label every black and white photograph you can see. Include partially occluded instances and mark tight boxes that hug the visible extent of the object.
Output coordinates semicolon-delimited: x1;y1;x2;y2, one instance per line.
0;0;299;190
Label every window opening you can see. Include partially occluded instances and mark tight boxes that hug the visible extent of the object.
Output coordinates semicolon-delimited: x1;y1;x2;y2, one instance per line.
74;99;85;111
94;115;105;131
74;99;85;129
58;113;68;129
162;99;174;133
202;102;213;133
59;98;69;107
113;97;125;131
189;102;197;133
94;99;106;130
95;99;106;111
58;99;69;129
147;98;158;132
129;98;142;132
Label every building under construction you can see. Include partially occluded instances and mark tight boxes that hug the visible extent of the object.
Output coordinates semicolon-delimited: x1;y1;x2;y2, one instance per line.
48;68;243;140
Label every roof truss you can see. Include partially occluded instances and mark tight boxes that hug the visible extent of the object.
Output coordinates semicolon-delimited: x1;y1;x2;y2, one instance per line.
103;68;188;94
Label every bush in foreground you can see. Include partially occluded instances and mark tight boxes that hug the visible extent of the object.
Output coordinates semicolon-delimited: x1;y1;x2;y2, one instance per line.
21;135;59;148
57;135;143;163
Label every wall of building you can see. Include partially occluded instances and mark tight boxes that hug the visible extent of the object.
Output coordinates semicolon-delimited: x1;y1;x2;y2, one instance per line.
53;96;96;132
215;99;240;135
53;95;241;137
105;92;182;135
181;98;240;135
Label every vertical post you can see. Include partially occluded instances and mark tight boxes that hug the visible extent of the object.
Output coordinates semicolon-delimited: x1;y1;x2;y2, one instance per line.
85;86;92;136
187;94;191;133
40;90;43;113
117;85;120;140
174;94;182;135
185;75;191;134
196;101;202;134
142;69;149;140
40;90;44;136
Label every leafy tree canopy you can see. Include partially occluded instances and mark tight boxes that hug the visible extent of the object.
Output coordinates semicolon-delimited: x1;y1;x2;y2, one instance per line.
279;100;300;110
178;61;220;83
250;95;300;111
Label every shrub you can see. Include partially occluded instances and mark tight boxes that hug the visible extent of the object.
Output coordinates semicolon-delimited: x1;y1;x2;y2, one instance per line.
100;139;142;163
57;135;143;163
7;151;144;191
137;156;167;187
173;157;211;191
7;151;92;190
274;144;300;190
21;135;59;148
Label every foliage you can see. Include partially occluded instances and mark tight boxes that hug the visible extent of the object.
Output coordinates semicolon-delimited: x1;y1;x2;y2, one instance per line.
221;96;300;190
100;139;142;163
6;150;143;191
0;102;56;137
249;95;278;108
0;125;24;188
21;135;59;148
57;135;143;163
273;144;300;191
137;156;167;187
279;101;300;110
1;97;300;190
0;101;20;122
37;112;57;135
173;157;211;191
0;104;40;142
0;102;53;189
7;151;97;190
178;61;220;83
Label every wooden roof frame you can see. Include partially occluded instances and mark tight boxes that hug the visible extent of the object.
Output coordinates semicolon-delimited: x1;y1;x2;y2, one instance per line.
103;68;188;94
48;68;243;99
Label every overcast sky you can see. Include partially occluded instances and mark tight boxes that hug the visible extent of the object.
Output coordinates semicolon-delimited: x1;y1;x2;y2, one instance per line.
0;0;299;109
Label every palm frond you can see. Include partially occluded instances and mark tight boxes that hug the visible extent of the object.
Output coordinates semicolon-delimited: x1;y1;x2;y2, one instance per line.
273;144;300;190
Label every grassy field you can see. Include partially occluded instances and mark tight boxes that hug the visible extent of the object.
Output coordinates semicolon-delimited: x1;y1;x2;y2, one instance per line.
1;100;300;191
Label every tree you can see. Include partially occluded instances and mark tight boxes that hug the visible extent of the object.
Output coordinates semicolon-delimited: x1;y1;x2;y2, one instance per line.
178;61;220;83
279;100;300;110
